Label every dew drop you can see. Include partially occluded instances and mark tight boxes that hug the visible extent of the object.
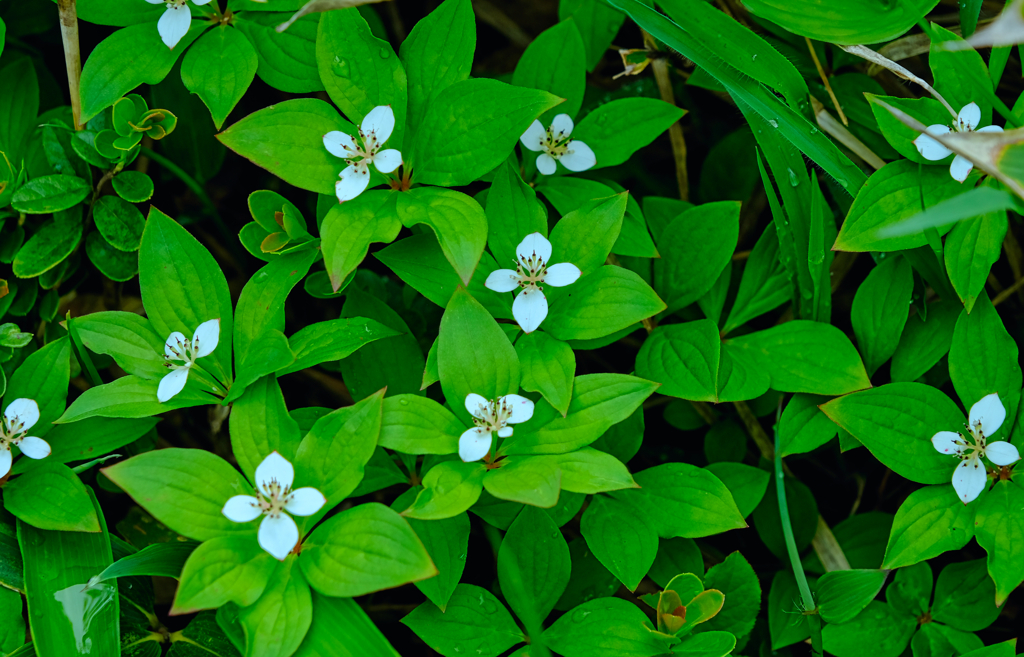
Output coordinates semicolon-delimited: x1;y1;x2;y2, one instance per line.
331;56;350;78
788;169;799;187
378;47;391;59
768;119;779;128
399;399;409;406
752;54;758;61
572;608;592;622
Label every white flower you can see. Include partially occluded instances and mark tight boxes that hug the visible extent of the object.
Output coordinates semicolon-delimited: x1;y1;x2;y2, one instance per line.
323;105;402;203
459;393;534;462
158;319;219;403
931;393;1020;504
485;232;581;333
520;113;596;175
0;399;51;479
913;102;1003;183
222;451;326;560
145;0;210;49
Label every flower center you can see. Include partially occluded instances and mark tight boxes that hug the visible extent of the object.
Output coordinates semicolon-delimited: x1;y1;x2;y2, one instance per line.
257;478;293;518
472;398;514;434
953;118;975;134
167;0;188;8
0;416;28;450
541;126;572;159
164;335;203;370
953;420;990;461
514;251;548;289
340;124;384;171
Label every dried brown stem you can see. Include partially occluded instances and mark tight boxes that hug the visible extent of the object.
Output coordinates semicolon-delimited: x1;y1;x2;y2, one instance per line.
643;30;689;201
805;38;848;126
57;0;84;131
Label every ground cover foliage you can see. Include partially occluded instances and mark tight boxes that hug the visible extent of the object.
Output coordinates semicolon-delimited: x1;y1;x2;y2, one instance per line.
1;0;1024;655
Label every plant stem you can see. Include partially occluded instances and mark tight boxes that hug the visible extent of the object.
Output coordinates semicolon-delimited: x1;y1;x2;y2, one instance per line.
774;414;823;656
57;0;84;131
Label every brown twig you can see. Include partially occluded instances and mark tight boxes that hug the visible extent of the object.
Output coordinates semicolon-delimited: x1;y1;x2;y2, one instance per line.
805;38;847;126
472;0;532;48
642;29;689;201
57;0;84;130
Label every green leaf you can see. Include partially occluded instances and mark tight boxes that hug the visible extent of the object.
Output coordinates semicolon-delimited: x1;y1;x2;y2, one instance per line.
139;207;233;383
834;160;966;252
703;462;770;518
482;454;561;507
396;187;488;285
816;569;889;624
697;551;760;639
91;540;198;584
504;374;657;455
0;58;39;167
544;266;665;342
413;79;562;186
57;374;215;422
724;320;871;394
11;174;89;214
851;254;914;376
217;98;353;195
4;462;99;532
821;383;964;485
229;375;302;484
438;288;520;426
485;160;548;267
338;290;424;398
740;0;939;44
236;558;313;657
79;22;206;121
891;300;960;383
301;502;436;597
821;600;916;657
13;416;156;472
548;192;628;277
86;232;139;282
753;474;818;558
768;571;811;649
883;484;975;569
655;201;740;314
498;506;571;631
959;643;1018;657
316;8;407;149
553;448;637;494
181;25;259;130
974;479;1024;606
5;336;70;437
93;195;146;251
778;393;836;457
321;191;400;290
0;587;23;653
379;395;462;455
542;597;676;657
931;559;1001;632
280;317;398;376
404;508;469;611
573;98;684;170
402;460;487;520
516;331;575;416
294;390;383;520
399;0;474;139
512;19;586;123
171;535;275;614
234;12;323;93
294;592;402;657
617;463;746;538
401;584;524;657
636;320;720;402
102;448;253;541
929;24;993;125
949;294;1021;434
112;170;154;203
581;494;657;591
723;223;791;334
945;206;1008;314
559;0;625;71
11;208;83;278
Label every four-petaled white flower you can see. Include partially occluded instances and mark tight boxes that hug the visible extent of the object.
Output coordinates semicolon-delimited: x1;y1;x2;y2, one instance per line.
145;0;210;49
931;393;1020;504
485;232;581;333
158;319;220;403
0;399;51;479
459;393;534;463
913;102;1003;183
222;451;326;560
323;105;402;203
520;113;596;175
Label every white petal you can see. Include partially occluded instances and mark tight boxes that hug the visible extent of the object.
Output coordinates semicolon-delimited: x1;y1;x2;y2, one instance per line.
952;456;988;504
323;131;359;158
4;398;39;433
499;394;534;424
985;441;1021;467
157;4;191;49
949;154;975;183
932;431;964;456
543;262;581;287
362;105;395;144
335;164;370;202
516;232;552;264
0;450;10;479
258;513;299;561
458;427;492;463
977;125;1004;134
914;127;952;161
372;149;402;174
255;451;295;495
970;393;1005;438
485;269;521;293
560;141;597;172
520;120;546;152
191;319;220;358
465;393;490;419
285;487;326;517
497;427;514;438
536;153;557;175
222;495;262;523
958;102;981;131
192;0;214;5
157;368;190;403
164;331;188;360
512;288;548;334
17;436;50;460
550;113;575;139
145;0;165;4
